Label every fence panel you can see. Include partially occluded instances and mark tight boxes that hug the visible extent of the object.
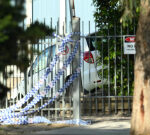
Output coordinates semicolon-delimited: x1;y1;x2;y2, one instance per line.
0;19;136;121
80;21;135;116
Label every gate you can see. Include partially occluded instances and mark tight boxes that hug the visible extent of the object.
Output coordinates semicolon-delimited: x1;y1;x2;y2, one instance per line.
0;20;136;123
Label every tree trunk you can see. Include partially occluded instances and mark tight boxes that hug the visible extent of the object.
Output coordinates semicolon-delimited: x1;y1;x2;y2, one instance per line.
130;1;150;135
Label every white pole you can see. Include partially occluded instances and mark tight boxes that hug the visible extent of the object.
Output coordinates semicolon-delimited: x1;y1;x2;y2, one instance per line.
26;0;32;27
59;0;66;35
25;0;33;95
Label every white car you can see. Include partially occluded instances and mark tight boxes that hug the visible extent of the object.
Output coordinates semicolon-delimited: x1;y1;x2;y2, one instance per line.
11;34;107;99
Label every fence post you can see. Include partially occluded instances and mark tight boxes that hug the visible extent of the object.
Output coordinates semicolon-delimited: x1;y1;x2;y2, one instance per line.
24;70;27;95
72;17;81;121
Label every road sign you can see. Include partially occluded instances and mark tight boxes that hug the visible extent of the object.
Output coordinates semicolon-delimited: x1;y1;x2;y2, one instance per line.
123;35;136;54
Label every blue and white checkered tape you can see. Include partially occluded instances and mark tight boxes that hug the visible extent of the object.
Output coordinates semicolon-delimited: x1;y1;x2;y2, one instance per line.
0;32;86;125
0;33;73;116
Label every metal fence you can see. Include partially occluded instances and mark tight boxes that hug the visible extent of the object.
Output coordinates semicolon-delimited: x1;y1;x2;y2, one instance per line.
0;20;136;120
80;21;136;116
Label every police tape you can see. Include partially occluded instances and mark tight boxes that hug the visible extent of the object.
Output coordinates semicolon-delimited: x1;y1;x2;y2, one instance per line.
0;39;78;117
2;116;90;126
0;32;80;117
0;39;79;119
0;32;82;124
21;40;80;112
1;61;82;123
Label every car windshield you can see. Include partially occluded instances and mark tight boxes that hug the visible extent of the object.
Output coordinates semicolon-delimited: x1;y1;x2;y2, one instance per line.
32;45;56;73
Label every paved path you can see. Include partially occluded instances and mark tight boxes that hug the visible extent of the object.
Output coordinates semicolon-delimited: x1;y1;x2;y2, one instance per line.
0;117;131;135
31;117;130;135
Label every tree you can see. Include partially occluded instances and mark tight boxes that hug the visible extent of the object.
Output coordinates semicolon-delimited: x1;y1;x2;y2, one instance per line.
0;0;54;99
128;0;150;134
93;0;150;134
120;0;150;134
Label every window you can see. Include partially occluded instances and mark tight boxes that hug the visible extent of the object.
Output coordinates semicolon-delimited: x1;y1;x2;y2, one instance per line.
33;45;56;73
86;33;102;51
86;37;97;51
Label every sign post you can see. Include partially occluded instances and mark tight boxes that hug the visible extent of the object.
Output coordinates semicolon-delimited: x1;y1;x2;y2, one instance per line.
123;35;136;54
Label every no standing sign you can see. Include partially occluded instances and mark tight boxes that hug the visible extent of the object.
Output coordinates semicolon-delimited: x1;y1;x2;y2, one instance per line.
123;35;136;54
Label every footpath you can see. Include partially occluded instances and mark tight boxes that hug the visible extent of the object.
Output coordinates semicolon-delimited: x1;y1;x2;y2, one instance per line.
0;117;130;135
